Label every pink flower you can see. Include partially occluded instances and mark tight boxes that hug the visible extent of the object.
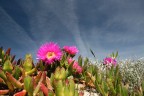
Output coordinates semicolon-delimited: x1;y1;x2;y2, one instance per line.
68;58;74;64
67;58;82;73
73;63;83;73
103;57;117;66
63;46;79;55
37;42;62;64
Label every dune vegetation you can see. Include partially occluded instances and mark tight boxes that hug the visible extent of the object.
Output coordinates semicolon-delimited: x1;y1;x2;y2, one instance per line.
0;42;144;96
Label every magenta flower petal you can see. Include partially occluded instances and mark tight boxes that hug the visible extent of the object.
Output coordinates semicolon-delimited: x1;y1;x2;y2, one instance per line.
76;66;83;73
73;62;83;73
63;46;79;55
67;58;74;64
67;58;83;74
37;42;62;64
103;57;117;66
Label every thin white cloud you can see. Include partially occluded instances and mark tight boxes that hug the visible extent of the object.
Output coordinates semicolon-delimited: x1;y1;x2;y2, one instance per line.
80;0;144;59
41;0;89;56
0;6;37;59
0;0;144;61
0;6;35;46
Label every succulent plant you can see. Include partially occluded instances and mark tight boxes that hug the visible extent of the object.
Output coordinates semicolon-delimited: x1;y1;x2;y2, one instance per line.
0;48;50;95
0;44;144;96
82;50;144;96
51;67;78;96
0;46;83;96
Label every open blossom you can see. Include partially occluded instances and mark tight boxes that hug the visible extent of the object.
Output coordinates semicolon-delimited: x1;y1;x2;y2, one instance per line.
63;46;78;55
37;42;62;64
68;58;82;73
103;57;117;66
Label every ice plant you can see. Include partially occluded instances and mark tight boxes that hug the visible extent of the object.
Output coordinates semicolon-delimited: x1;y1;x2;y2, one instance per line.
52;67;78;96
37;42;62;64
103;57;117;67
13;90;27;96
1;46;144;96
63;46;79;56
68;58;82;74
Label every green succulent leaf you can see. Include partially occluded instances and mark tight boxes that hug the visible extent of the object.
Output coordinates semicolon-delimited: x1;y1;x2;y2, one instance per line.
115;51;118;58
23;54;33;72
3;59;13;73
0;69;7;81
50;73;54;86
95;78;106;96
6;72;23;89
64;79;77;96
25;68;36;76
38;91;44;96
0;47;4;65
121;86;128;96
84;57;89;66
102;81;108;94
33;73;44;96
13;66;21;80
24;76;33;96
78;56;83;66
54;67;66;80
54;80;64;96
74;89;79;96
48;91;55;96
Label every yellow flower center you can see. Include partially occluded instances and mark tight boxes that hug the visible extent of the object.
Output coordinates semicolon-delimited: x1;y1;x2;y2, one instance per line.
46;52;55;59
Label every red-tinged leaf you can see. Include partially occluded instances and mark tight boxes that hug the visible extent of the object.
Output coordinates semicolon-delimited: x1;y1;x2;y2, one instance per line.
5;48;11;55
79;91;84;96
0;69;7;81
40;83;48;96
11;55;16;63
0;89;9;95
42;71;47;84
12;60;17;65
0;77;4;83
35;71;42;84
33;76;43;96
46;77;53;91
14;90;27;96
6;72;23;88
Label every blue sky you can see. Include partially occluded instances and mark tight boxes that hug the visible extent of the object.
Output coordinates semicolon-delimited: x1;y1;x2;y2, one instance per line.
0;0;144;61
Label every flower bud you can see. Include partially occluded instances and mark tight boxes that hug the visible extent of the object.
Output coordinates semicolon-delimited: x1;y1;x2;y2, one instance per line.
54;67;66;80
23;54;33;72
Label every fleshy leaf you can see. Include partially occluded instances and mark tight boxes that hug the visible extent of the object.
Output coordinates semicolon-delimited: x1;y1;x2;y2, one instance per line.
40;83;48;96
13;66;21;80
14;90;27;96
3;59;13;73
24;76;33;96
23;54;33;72
6;72;23;89
0;90;9;95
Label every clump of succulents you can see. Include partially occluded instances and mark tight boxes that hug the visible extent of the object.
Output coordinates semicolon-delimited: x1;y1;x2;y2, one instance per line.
83;51;144;96
0;47;48;95
0;42;144;96
0;42;83;96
